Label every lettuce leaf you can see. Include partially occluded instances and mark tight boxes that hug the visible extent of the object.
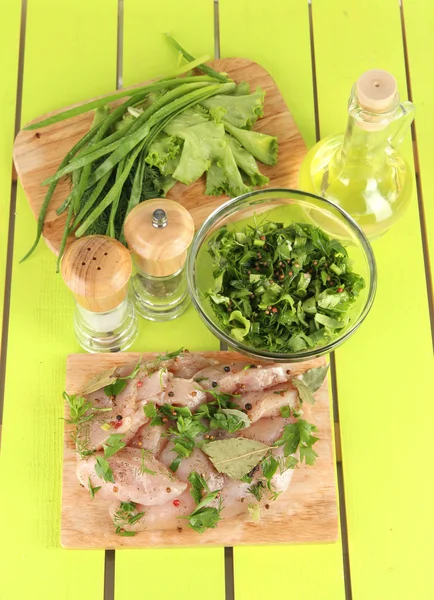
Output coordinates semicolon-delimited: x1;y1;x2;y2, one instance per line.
224;122;278;166
164;120;227;185
205;143;251;197
201;88;265;129
145;133;181;174
228;137;269;186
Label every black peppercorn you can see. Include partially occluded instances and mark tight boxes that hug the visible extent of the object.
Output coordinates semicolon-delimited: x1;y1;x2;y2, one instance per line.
224;366;230;372
245;403;252;410
116;415;122;421
212;381;218;387
168;391;174;397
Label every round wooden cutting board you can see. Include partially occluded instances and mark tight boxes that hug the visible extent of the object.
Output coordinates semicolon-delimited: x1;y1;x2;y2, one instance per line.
13;58;307;255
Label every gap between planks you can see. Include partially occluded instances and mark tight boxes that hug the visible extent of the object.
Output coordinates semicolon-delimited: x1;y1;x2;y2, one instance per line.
0;0;27;436
309;2;352;598
400;0;434;348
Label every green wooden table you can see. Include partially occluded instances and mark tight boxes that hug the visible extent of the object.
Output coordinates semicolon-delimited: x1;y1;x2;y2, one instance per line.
1;1;433;599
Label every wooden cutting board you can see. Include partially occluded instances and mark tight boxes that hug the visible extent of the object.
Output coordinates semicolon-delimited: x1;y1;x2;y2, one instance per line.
62;351;338;549
13;58;307;255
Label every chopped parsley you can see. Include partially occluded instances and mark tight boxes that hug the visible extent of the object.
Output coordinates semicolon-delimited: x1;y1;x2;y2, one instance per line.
206;220;365;352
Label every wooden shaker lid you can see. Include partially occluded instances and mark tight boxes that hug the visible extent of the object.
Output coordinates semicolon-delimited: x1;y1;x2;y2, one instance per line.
124;199;195;277
61;235;132;312
356;69;398;113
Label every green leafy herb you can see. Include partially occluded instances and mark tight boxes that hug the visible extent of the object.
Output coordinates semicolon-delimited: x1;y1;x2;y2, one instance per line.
292;365;329;405
112;501;145;536
247;479;266;501
188;471;209;504
168;414;207;471
63;391;112;459
279;405;292;418
248;502;261;522
95;456;115;483
102;433;126;458
63;392;111;425
137;448;157;476
143;402;164;426
209;408;250;433
206;221;365;353
276;419;319;466
104;359;141;396
184;471;223;534
202;437;270;479
88;476;101;500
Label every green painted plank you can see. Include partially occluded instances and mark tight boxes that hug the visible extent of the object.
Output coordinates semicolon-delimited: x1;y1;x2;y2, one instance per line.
115;3;223;599
0;0;117;598
312;1;434;599
0;0;20;356
122;1;216;87
220;0;316;149
403;0;434;281
219;2;345;599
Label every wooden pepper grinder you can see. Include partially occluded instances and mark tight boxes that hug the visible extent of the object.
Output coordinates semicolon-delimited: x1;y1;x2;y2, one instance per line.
61;235;138;352
124;199;195;321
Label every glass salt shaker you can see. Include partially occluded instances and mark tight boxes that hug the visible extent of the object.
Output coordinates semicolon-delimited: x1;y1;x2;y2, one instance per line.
124;199;195;321
61;235;138;352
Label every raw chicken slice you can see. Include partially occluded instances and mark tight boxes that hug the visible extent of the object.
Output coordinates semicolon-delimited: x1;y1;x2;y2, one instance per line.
234;383;299;423
193;362;251;390
168;351;218;379
128;423;168;456
160;374;207;409
217;364;294;394
111;446;224;533
77;389;149;452
77;447;186;505
237;416;287;445
109;489;196;533
79;368;169;452
115;367;169;405
160;445;225;491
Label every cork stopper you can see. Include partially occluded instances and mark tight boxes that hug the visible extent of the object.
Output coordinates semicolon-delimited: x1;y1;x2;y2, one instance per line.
124;199;195;277
356;69;398;113
61;235;132;312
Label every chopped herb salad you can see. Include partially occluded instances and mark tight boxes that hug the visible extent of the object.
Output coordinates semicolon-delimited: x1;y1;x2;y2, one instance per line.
206;220;365;352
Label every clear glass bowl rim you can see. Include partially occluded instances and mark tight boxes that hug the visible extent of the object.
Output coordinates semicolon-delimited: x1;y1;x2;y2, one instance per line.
186;188;377;361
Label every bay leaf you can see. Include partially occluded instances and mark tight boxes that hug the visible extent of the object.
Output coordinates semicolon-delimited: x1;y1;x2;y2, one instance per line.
81;366;118;395
202;437;270;480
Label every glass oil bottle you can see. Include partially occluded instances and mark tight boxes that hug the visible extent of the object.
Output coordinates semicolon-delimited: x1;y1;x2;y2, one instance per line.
298;69;415;239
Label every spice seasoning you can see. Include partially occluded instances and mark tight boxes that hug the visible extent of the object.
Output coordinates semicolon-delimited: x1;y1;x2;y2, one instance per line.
124;200;195;322
61;235;138;353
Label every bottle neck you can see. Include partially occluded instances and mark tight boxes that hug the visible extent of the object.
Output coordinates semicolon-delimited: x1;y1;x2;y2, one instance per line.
338;115;391;168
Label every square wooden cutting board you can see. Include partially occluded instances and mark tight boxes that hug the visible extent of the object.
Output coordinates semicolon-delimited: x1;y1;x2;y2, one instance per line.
62;351;338;549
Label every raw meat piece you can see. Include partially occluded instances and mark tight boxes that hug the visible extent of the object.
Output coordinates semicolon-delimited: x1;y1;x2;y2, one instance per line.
161;374;207;409
160;445;225;492
234;383;299;423
109;489;196;533
77;389;148;452
167;351;218;379
128;423;168;456
77;447;186;505
218;364;294;394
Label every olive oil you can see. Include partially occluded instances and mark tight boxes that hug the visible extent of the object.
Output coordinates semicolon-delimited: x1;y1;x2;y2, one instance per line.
298;70;415;240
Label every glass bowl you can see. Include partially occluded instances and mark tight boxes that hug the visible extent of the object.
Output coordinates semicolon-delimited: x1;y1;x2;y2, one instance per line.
187;189;377;362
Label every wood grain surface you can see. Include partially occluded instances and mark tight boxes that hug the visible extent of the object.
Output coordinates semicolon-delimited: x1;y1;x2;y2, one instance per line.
13;58;306;255
62;351;337;549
